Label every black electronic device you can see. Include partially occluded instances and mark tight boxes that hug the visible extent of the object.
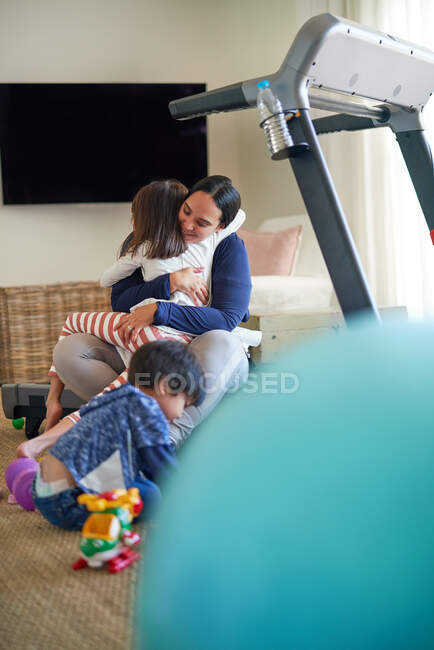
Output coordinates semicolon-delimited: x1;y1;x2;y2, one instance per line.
0;83;207;204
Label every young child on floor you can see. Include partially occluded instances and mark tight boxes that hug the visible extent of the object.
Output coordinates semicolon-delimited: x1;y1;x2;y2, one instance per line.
32;340;204;531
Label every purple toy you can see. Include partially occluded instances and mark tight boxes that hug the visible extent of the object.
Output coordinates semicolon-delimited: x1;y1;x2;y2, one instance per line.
5;458;38;511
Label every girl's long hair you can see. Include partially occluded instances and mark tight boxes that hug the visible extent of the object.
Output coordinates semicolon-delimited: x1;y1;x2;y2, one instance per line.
120;179;188;259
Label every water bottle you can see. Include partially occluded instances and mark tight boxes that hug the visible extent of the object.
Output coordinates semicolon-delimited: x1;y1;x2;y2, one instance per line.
257;80;308;160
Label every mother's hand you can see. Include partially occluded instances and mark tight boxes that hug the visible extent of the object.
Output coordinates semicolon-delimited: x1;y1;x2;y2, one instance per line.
114;303;158;346
170;267;209;306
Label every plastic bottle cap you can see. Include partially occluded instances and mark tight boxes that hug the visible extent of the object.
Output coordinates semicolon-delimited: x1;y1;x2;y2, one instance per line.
257;80;270;90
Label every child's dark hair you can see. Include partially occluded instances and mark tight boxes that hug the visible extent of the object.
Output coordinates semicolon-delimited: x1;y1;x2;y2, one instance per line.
188;175;241;228
127;341;205;407
120;179;188;259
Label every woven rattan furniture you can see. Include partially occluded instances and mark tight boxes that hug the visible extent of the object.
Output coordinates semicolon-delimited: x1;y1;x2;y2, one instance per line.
0;281;111;385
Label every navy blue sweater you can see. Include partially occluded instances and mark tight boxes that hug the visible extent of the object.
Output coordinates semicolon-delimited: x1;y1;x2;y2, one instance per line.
111;234;251;335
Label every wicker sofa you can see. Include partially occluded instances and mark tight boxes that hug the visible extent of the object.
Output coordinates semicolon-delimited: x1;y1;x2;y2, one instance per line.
0;282;111;385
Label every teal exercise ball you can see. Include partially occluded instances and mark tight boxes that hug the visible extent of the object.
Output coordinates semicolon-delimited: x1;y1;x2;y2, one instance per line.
136;321;434;650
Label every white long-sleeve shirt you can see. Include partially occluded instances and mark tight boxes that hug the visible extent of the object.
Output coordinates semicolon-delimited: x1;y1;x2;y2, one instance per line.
100;209;246;309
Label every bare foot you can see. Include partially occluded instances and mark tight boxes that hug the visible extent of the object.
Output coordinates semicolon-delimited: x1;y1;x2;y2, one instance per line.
16;438;44;459
16;417;75;459
45;398;63;431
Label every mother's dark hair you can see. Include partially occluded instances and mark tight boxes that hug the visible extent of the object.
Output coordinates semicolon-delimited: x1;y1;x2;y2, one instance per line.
188;175;241;228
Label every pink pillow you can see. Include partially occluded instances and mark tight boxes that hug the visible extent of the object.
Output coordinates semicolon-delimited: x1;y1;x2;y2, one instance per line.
238;225;302;276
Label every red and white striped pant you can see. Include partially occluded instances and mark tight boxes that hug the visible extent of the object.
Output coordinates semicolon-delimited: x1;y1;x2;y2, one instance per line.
49;311;192;423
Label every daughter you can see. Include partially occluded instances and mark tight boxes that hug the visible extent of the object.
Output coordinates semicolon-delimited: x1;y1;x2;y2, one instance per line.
45;176;246;430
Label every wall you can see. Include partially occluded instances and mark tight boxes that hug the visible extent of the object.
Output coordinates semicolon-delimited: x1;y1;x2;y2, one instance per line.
0;0;306;287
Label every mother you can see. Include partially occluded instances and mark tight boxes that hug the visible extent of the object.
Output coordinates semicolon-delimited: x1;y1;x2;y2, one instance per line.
18;176;252;458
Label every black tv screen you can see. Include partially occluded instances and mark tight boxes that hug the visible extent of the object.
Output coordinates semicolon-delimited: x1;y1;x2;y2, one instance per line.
0;83;207;204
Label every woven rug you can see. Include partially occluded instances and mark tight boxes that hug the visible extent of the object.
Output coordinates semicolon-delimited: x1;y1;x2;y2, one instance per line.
0;400;142;650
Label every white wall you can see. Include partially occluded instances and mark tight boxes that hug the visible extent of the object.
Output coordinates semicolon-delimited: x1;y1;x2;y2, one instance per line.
0;0;307;287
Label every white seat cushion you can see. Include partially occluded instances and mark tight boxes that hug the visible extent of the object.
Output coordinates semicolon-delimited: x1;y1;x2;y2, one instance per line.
249;275;336;315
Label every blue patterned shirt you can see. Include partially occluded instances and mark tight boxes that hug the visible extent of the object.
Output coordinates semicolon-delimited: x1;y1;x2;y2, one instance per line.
50;383;176;494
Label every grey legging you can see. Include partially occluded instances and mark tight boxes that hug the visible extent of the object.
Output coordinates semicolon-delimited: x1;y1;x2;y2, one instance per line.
53;330;249;448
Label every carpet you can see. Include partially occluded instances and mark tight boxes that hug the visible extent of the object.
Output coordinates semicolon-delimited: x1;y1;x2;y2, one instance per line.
0;400;141;650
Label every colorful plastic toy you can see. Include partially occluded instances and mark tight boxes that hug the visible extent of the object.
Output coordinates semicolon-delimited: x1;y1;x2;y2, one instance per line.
5;457;38;510
72;488;143;573
12;417;25;430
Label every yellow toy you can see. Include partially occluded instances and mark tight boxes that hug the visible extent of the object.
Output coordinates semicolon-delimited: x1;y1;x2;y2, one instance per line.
72;488;143;573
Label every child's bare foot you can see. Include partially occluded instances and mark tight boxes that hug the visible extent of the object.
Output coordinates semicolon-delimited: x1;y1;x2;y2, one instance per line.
45;397;63;431
16;438;43;459
16;417;75;459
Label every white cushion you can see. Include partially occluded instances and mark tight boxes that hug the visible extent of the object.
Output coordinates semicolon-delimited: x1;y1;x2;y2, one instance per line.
249;275;336;315
258;215;329;278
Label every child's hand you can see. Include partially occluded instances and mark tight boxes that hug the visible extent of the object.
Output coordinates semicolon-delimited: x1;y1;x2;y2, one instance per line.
114;304;158;346
170;267;209;305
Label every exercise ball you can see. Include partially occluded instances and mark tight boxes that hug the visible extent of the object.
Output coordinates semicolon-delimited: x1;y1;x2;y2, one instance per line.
136;321;434;650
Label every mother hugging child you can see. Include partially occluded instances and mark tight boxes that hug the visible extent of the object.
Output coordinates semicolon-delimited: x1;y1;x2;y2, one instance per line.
18;175;258;461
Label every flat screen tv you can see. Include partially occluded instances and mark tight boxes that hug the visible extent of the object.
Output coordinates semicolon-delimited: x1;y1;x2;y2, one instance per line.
0;83;207;204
